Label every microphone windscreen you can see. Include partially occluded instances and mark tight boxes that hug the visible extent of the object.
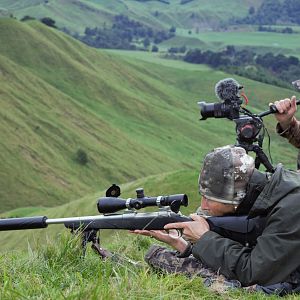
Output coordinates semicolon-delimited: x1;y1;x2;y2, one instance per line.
215;78;241;102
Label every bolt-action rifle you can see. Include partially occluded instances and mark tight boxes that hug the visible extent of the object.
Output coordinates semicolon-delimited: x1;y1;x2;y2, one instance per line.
0;185;266;257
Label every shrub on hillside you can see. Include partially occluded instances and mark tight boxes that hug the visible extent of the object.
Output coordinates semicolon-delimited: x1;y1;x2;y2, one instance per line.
20;15;36;22
40;17;57;28
75;149;88;165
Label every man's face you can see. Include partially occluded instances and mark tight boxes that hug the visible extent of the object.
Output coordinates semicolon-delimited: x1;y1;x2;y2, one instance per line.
201;196;235;216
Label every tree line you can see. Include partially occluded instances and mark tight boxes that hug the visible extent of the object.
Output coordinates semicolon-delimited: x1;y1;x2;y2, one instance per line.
232;0;300;25
78;14;175;50
184;46;300;88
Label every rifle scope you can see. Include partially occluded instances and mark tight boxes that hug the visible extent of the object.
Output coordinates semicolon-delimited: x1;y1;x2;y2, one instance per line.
97;194;188;214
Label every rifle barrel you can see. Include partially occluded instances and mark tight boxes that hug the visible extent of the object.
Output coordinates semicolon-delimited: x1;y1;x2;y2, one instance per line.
46;215;105;225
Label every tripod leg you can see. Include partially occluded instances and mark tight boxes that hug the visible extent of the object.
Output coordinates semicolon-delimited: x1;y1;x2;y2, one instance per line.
252;145;275;173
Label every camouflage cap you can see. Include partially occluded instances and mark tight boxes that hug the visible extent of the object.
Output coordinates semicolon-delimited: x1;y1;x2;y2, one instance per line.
199;146;255;205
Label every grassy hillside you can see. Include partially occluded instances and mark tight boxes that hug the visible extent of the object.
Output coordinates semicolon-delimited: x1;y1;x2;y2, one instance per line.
0;18;299;213
3;0;300;59
3;233;297;300
0;18;197;211
0;0;263;32
0;17;300;300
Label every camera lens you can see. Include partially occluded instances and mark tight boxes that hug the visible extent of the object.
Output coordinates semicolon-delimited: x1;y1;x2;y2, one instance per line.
198;102;227;119
198;102;215;119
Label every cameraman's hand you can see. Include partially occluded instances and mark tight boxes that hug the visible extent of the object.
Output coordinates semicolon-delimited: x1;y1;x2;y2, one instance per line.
164;214;209;244
130;229;188;253
271;96;297;130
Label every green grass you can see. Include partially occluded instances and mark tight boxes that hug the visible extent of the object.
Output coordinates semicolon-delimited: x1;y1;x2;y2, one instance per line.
105;49;212;70
3;231;296;300
0;0;115;33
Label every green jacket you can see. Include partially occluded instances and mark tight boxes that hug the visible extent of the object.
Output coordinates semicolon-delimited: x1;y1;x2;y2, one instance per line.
192;164;300;286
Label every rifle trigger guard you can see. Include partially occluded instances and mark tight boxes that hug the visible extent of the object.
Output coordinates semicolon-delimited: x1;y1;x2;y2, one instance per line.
177;229;183;238
166;228;183;238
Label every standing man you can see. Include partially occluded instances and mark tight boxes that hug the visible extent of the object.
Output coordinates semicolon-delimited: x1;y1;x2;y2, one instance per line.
273;95;300;168
274;95;299;147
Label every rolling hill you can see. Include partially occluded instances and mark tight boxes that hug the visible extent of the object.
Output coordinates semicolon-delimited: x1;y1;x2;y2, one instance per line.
0;17;299;213
2;0;300;60
0;18;201;211
0;0;263;33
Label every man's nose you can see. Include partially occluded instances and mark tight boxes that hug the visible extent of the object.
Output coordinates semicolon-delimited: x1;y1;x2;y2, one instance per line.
201;197;209;210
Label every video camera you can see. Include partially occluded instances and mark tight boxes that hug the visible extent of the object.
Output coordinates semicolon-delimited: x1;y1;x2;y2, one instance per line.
198;78;300;172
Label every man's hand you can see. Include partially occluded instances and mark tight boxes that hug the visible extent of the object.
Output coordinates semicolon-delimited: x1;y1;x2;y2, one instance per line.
164;214;210;243
130;229;188;253
271;96;297;130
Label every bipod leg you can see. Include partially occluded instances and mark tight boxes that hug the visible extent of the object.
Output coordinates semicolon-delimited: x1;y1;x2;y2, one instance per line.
90;230;113;260
81;230;97;258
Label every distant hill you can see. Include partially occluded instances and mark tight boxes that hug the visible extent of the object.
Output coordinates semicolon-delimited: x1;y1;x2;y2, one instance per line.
0;0;263;33
2;1;300;60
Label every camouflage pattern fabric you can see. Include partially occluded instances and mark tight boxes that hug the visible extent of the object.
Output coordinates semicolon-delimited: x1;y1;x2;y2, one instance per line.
203;275;242;294
199;146;255;205
145;244;215;278
145;244;242;293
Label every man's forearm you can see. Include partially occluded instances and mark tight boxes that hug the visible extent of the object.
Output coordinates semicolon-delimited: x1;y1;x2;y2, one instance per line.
192;231;244;280
192;227;299;287
277;117;300;148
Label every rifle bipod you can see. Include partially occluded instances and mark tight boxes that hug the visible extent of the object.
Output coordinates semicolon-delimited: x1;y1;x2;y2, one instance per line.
76;229;143;267
71;229;113;259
